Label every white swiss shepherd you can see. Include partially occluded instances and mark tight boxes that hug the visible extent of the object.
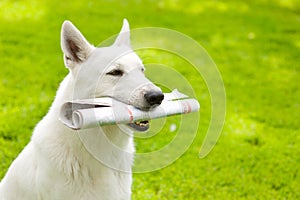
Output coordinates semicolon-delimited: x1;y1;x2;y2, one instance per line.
0;19;164;200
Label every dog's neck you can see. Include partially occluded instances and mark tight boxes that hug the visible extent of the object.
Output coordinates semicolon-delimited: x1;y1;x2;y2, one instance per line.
32;73;135;178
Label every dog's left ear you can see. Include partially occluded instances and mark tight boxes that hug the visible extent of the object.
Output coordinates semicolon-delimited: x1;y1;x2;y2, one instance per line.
113;19;131;47
61;20;94;69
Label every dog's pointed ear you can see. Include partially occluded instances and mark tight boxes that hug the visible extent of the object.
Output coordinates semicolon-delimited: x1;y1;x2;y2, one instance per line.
61;20;94;69
113;19;131;47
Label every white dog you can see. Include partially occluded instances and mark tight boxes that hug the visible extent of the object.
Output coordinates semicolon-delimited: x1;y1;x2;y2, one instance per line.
0;19;164;200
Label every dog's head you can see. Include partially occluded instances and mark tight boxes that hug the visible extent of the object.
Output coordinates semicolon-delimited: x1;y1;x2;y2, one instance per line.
61;19;164;131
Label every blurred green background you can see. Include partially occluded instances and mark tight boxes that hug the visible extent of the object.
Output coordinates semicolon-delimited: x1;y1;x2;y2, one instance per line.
0;0;299;199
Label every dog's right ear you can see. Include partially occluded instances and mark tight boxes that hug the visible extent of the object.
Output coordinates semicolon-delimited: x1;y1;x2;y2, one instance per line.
113;19;131;47
61;20;94;69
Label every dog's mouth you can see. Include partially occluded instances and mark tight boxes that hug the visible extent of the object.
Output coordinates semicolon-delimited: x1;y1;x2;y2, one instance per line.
127;120;150;132
94;96;152;132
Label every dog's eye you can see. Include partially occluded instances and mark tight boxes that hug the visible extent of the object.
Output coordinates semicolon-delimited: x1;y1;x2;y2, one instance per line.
106;69;124;76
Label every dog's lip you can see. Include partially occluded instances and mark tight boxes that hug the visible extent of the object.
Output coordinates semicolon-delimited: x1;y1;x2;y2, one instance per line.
127;120;150;132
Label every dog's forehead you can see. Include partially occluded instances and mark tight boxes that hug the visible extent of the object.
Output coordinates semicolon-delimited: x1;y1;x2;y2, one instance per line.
115;52;143;69
89;47;142;71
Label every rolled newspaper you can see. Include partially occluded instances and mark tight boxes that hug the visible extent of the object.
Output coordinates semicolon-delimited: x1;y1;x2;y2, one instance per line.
59;89;200;130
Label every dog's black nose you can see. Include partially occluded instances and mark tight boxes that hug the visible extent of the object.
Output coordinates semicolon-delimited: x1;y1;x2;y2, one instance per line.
144;91;164;106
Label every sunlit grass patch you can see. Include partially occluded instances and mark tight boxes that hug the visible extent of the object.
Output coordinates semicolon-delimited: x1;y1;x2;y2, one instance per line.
0;0;45;21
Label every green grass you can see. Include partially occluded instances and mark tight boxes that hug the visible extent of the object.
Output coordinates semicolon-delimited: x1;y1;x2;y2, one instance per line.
0;0;299;199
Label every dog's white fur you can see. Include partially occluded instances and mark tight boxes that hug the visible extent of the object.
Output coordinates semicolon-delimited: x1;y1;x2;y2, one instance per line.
0;19;162;200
